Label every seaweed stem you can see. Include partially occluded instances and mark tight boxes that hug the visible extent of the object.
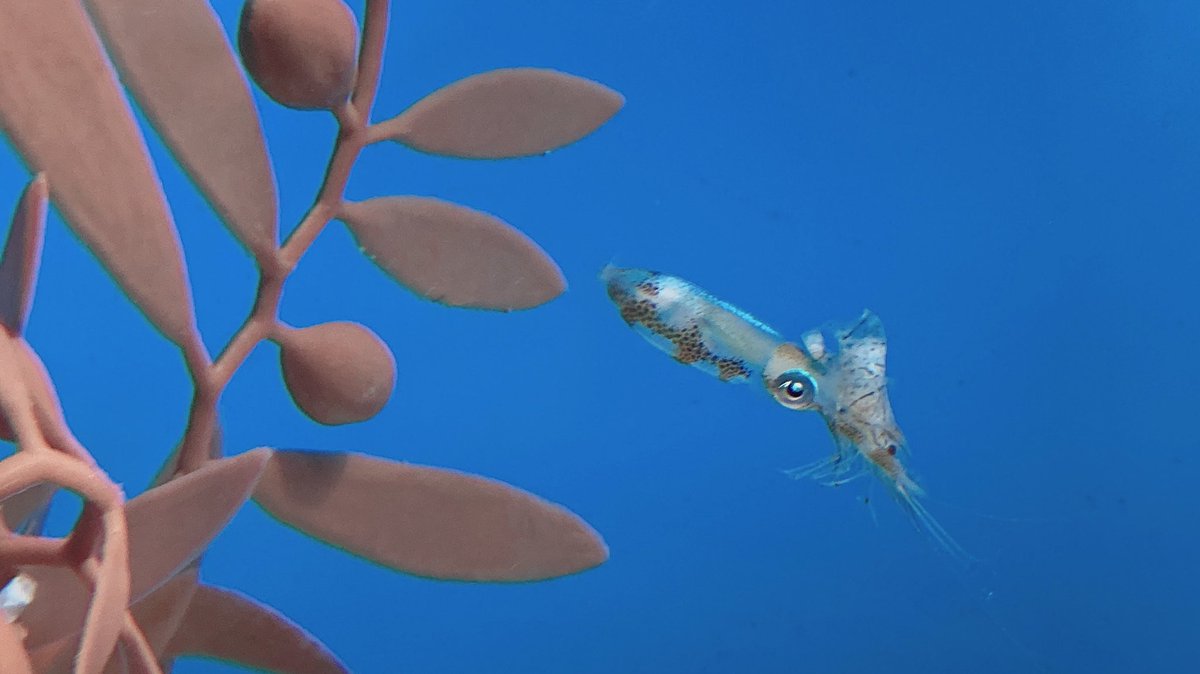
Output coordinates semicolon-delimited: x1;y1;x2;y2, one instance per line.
351;0;391;120
119;609;163;674
173;5;392;476
0;534;63;566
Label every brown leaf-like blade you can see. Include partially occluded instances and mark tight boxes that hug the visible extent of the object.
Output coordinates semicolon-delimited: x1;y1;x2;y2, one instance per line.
0;1;197;346
165;584;346;674
253;450;608;581
21;449;272;648
28;634;79;674
0;618;34;674
0;481;55;533
341;196;565;310
31;568;199;674
0;174;47;335
102;646;129;674
124;449;270;602
129;567;199;658
380;67;623;158
84;0;278;258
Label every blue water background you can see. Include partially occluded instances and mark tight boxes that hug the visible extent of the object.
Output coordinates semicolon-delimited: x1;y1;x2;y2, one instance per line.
1;1;1197;671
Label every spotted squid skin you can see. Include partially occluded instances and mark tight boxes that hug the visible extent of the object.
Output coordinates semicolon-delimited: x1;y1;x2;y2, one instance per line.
601;265;783;382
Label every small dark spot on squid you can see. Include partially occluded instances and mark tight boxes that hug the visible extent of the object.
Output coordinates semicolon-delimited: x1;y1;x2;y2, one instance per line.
637;281;661;296
886;444;897;456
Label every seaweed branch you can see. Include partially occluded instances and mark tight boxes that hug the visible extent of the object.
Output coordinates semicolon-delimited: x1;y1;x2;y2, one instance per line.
0;0;623;670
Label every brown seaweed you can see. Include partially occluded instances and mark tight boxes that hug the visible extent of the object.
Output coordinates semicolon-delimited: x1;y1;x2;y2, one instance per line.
0;1;622;671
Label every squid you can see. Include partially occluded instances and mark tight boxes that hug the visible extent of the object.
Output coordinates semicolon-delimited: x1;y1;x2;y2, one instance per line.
602;265;968;563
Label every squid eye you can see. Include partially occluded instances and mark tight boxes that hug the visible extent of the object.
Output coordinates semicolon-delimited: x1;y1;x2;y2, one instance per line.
770;369;817;409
